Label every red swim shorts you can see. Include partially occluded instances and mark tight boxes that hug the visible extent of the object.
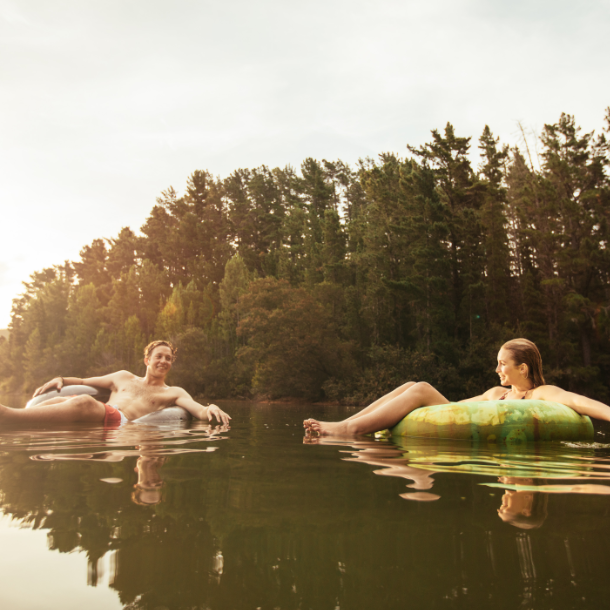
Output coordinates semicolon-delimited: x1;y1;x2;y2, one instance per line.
103;403;123;427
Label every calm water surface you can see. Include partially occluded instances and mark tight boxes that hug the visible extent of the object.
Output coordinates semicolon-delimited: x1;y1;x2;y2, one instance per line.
1;401;610;610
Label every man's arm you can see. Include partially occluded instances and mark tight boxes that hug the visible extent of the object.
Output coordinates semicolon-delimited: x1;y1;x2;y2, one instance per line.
33;371;129;397
174;391;231;425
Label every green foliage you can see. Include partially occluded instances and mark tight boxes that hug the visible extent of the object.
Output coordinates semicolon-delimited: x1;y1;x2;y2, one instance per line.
5;110;610;401
219;254;255;342
155;284;187;341
323;345;451;406
237;278;355;400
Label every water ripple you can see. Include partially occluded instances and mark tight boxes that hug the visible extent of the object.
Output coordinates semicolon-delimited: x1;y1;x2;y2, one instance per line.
304;434;610;527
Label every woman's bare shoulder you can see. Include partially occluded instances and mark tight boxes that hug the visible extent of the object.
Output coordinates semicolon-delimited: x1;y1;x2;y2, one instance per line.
530;384;564;399
460;386;506;402
482;386;507;400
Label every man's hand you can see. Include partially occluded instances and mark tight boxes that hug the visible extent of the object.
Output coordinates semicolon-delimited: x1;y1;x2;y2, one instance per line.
207;404;231;425
33;377;64;398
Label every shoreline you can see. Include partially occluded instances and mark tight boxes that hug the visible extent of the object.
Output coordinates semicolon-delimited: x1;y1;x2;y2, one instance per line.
201;395;351;407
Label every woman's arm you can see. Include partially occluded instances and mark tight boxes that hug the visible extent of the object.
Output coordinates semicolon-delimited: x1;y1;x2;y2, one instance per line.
534;385;610;422
459;386;506;403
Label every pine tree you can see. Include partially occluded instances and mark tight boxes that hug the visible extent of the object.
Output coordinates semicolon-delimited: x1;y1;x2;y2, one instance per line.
409;123;485;343
477;125;512;326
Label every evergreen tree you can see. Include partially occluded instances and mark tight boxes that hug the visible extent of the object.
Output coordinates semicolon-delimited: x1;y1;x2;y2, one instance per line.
410;124;485;343
182;170;233;288
73;239;111;305
59;284;102;376
224;166;284;276
539;113;610;379
477;125;512;326
5;110;610;400
219;254;254;348
106;227;140;280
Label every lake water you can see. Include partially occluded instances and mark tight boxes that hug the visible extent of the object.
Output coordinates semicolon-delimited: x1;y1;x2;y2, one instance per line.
1;401;610;609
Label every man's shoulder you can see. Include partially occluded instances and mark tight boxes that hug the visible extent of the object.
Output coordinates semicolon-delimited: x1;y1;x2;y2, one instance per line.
111;370;139;385
167;384;189;396
113;370;137;378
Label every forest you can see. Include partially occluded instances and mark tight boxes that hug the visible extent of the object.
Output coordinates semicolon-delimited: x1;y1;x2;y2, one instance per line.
1;110;609;404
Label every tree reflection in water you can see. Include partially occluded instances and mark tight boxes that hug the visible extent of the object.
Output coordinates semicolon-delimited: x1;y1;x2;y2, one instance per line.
304;433;610;607
0;422;229;608
1;411;610;610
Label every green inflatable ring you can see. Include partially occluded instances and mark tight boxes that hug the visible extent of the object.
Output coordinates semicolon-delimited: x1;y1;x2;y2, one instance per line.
388;400;594;443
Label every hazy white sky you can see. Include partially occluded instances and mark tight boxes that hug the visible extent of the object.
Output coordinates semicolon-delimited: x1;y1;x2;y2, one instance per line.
1;0;608;327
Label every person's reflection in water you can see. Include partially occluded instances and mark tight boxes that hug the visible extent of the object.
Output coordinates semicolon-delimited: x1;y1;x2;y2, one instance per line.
25;422;230;507
122;423;230;506
304;435;441;500
497;477;548;530
132;453;166;506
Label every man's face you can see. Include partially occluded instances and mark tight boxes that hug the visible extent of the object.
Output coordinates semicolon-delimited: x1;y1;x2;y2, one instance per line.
145;346;173;376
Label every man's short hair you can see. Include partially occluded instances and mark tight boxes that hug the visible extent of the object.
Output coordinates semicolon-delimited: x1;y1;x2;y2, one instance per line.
144;340;177;362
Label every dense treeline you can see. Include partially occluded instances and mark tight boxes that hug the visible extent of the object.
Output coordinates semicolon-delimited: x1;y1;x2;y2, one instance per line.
2;111;610;403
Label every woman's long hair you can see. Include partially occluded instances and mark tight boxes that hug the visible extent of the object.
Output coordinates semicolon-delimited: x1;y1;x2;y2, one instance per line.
502;338;546;387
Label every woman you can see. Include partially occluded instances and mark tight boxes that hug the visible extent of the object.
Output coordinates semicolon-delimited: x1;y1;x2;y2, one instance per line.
303;338;610;436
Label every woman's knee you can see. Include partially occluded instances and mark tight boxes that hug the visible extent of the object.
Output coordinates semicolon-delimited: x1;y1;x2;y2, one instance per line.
410;381;436;396
399;381;417;393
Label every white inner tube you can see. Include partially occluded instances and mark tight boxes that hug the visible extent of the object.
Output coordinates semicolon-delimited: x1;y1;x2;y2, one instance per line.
26;385;106;408
134;406;192;424
25;385;191;424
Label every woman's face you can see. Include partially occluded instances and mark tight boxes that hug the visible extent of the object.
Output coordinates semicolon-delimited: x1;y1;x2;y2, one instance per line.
496;348;526;386
498;489;533;519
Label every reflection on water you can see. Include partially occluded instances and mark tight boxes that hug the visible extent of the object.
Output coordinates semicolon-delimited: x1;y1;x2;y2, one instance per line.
3;422;228;507
302;429;610;607
306;434;610;527
1;403;610;609
0;418;230;606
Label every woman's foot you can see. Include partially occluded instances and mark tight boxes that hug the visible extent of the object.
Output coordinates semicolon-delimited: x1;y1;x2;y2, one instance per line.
303;418;333;432
304;418;353;436
303;418;315;432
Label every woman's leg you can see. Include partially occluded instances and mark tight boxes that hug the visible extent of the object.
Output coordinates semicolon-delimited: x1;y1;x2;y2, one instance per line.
303;381;418;432
0;394;106;426
305;382;450;436
344;381;418;421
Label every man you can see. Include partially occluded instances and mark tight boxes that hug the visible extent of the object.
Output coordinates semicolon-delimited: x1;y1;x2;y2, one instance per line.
0;340;231;427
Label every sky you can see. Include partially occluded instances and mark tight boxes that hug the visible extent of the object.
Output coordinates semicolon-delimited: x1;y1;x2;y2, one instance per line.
1;0;609;328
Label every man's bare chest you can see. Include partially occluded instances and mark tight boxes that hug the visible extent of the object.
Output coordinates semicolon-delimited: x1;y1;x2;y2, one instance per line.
115;378;177;408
